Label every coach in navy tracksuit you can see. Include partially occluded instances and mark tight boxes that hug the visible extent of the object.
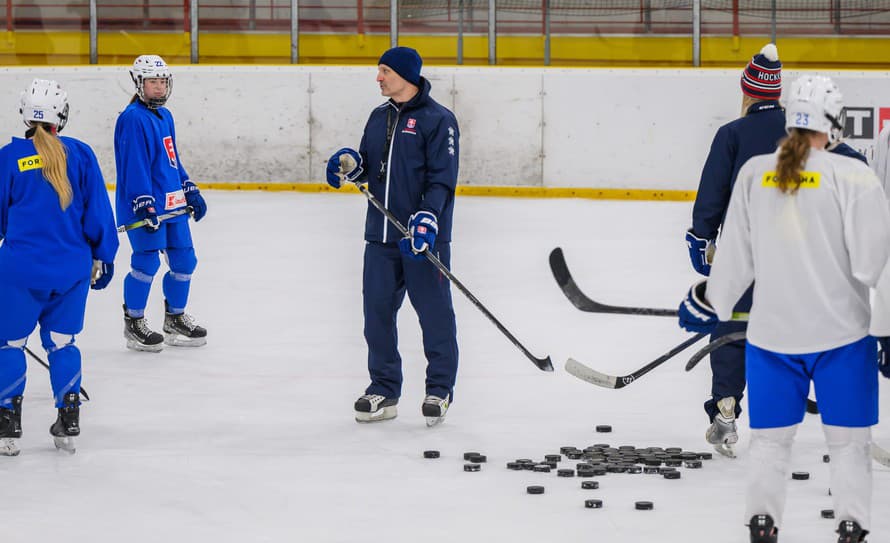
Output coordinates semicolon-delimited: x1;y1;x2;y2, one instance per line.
687;44;866;455
326;47;460;424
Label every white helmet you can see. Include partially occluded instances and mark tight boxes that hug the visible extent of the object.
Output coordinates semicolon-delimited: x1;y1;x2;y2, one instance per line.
130;54;172;108
785;75;845;144
20;78;69;132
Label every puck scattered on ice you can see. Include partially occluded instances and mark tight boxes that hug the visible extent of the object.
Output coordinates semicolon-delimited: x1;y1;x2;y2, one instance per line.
665;447;682;454
532;464;551;473
545;454;562;463
663;471;681;480
463;452;480;460
506;462;523;470
823;454;831;463
526;485;545;495
684;460;702;469
635;501;654;510
463;464;481;472
626;466;642;474
698;452;713;460
821;509;835;519
792;471;810;481
557;469;575;477
584;499;603;509
643;466;660;474
516;459;534;465
469;454;487;463
581;481;599;489
423;450;440;459
595;425;612;433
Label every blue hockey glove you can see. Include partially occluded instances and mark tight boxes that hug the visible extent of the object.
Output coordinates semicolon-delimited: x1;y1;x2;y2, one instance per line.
685;229;715;276
878;337;890;379
399;211;438;260
132;195;160;233
90;260;114;290
679;279;718;334
183;181;207;222
325;148;363;189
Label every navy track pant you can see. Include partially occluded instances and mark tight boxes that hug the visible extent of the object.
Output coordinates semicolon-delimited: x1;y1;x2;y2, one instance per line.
704;284;752;422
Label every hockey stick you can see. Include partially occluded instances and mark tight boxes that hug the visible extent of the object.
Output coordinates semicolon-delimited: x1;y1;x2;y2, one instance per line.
351;180;553;371
565;332;708;389
24;346;90;402
117;206;192;233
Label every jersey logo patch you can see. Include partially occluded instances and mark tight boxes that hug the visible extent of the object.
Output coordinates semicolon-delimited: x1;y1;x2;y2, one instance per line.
163;136;177;168
165;189;186;210
17;154;43;172
402;117;417;135
762;171;821;188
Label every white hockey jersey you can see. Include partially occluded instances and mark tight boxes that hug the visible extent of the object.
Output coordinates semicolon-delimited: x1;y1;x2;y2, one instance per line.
876;124;890;197
706;148;890;353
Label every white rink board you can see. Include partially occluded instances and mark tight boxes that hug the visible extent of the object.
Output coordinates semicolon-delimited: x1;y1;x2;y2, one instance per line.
0;66;889;190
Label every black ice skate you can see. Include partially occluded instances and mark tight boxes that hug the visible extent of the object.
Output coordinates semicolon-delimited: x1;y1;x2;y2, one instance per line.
706;397;739;458
124;304;164;352
749;514;778;543
163;301;207;347
0;395;23;457
837;520;868;543
50;392;80;454
354;394;398;423
422;394;450;427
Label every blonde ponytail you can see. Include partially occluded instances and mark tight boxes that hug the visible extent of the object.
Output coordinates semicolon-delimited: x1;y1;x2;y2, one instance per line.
31;123;72;210
775;129;812;194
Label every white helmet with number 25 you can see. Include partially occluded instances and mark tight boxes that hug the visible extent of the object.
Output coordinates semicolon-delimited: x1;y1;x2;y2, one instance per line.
20;78;69;132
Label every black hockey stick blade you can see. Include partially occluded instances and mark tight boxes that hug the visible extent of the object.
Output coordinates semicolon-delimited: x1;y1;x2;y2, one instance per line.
566;332;708;389
549;247;678;317
685;331;747;371
806;399;819;415
25;346;90;402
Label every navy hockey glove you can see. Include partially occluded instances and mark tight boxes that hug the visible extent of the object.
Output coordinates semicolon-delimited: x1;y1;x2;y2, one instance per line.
90;260;114;290
679;279;718;334
399;211;438;260
182;181;207;222
325;148;363;189
132;195;160;233
685;229;715;276
878;337;890;379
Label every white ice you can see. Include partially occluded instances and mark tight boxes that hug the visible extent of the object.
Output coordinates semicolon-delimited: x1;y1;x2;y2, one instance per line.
5;191;888;543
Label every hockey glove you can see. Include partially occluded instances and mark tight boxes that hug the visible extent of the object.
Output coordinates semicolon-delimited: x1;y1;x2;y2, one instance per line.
90;260;114;290
182;181;207;222
132;195;160;233
399;211;438;260
878;337;890;379
679;279;718;334
685;229;716;276
325;148;363;189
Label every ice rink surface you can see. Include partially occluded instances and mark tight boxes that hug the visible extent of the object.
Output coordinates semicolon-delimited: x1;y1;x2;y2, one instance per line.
5;190;889;543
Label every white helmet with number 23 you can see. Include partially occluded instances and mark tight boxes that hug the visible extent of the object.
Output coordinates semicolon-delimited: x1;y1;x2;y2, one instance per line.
785;75;845;144
20;78;69;132
130;54;173;108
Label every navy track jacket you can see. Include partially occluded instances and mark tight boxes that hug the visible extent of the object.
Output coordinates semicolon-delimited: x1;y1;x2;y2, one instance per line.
356;78;459;244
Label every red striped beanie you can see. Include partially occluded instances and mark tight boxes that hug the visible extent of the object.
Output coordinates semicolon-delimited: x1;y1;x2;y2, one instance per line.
740;43;782;101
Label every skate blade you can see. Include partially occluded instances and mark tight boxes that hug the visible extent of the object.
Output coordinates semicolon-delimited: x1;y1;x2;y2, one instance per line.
425;416;446;427
53;436;76;454
0;438;20;457
355;406;397;423
713;443;736;458
163;333;207;347
126;339;164;353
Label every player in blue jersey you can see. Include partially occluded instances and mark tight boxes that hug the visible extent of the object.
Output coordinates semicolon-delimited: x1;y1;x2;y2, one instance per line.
0;79;118;455
326;47;460;426
114;55;208;352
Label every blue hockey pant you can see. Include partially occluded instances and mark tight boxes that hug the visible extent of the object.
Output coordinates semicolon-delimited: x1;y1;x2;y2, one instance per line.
124;219;197;317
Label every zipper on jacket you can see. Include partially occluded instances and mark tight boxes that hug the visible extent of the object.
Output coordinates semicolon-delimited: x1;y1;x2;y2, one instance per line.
382;103;400;242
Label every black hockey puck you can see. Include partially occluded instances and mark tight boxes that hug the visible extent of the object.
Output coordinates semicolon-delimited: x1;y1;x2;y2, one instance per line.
581;480;599;489
423;450;440;459
469;454;487;463
506;462;523;470
821;509;835;519
595;425;612;433
560;446;579;455
697;452;713;460
663;471;681;480
463;463;481;472
643;466;660;474
515;458;534;465
557;469;575;477
463;451;480;460
545;454;562;463
626;466;642;474
543;461;557;469
532;464;551;473
684;460;703;469
566;451;584;460
823;454;831;463
635;501;654;510
664;459;682;467
791;471;810;480
584;499;603;509
526;485;545;495
665;447;682;453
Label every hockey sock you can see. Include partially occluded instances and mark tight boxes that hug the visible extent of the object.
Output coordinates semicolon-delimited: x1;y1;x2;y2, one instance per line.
124;269;154;317
0;345;26;409
162;271;191;314
824;424;872;531
47;345;81;408
746;425;797;528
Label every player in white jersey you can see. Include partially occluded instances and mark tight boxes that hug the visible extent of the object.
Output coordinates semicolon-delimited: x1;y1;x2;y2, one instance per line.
875;123;890;196
678;75;890;543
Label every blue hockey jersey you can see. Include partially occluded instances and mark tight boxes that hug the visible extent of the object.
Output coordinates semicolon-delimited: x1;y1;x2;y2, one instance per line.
356;78;459;243
114;100;190;226
692;101;867;239
0;136;118;288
